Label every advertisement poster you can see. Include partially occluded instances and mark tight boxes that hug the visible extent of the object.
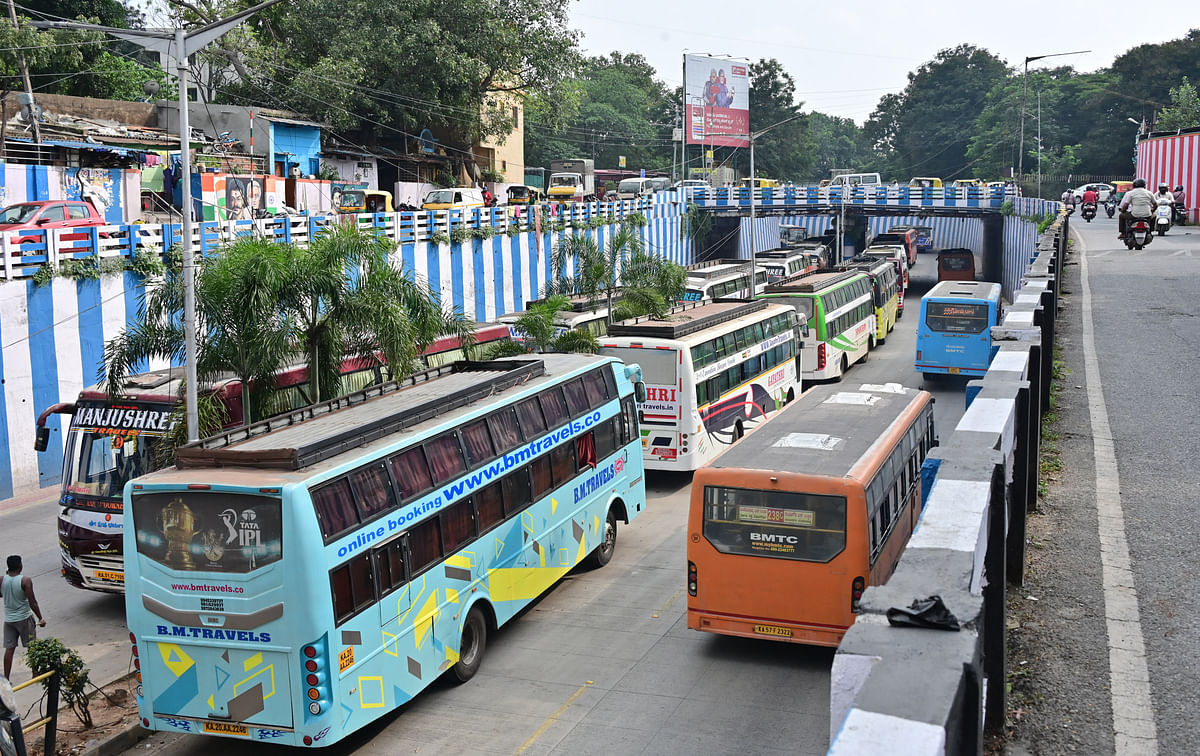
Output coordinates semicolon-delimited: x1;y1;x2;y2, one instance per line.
684;54;750;147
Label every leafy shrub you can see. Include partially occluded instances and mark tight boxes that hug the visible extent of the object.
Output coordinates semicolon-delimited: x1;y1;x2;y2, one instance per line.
26;638;94;727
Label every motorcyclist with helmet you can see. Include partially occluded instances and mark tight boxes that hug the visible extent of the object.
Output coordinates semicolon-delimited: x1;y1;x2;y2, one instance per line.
1173;185;1187;225
1154;183;1173;206
1118;178;1157;239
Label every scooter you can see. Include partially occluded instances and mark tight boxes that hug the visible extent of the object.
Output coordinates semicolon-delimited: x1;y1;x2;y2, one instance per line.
1155;203;1172;236
1104;198;1116;218
1081;202;1097;222
1124;217;1154;250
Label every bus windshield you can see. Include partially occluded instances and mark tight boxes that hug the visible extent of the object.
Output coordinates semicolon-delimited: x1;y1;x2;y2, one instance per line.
597;346;677;386
131;490;282;573
702;485;846;562
926;302;989;333
63;426;167;501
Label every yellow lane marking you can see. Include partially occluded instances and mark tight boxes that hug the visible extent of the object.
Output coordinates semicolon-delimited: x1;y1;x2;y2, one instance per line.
514;682;591;754
652;586;686;618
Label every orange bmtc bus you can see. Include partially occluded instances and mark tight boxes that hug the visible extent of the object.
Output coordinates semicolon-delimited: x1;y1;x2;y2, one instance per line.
686;382;937;646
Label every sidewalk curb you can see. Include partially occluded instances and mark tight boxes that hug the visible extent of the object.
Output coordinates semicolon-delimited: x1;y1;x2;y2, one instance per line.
79;722;151;756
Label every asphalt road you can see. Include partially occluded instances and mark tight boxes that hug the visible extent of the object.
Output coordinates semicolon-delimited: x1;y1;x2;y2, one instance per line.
122;259;969;756
1070;214;1200;754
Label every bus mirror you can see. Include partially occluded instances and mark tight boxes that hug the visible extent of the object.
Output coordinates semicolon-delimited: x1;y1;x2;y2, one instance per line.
634;381;647;404
34;425;50;452
638;410;645;425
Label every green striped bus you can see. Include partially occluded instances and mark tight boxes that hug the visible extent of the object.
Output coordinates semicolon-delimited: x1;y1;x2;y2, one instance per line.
759;271;874;381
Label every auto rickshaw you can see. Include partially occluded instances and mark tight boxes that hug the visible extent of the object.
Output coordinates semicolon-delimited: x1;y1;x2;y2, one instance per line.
1110;180;1133;204
338;189;394;214
907;177;943;188
506;185;543;205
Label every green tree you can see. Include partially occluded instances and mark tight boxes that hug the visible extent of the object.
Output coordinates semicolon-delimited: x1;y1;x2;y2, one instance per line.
863;44;1009;180
102;238;295;426
1156;77;1200;130
748;58;812;180
806;112;866;181
525;52;674;171
200;0;582;170
277;224;473;403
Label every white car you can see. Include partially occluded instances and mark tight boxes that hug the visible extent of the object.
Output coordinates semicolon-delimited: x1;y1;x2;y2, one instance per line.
1070;183;1113;202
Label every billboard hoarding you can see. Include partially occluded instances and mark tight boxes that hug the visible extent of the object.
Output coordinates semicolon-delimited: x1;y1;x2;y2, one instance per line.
684;54;750;148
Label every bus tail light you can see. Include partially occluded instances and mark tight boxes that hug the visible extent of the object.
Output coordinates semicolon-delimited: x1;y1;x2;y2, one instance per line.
688;561;698;596
817;343;826;370
301;635;332;720
851;577;866;613
916;350;922;361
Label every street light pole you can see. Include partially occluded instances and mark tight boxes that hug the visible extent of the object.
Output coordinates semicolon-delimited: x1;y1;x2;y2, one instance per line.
33;0;286;442
1018;50;1089;186
747;113;803;288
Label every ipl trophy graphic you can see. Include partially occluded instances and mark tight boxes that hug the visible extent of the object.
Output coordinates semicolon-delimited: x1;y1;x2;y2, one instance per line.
158;497;200;569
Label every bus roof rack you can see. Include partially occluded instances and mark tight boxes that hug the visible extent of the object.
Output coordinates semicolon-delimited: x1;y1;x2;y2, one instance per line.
765;270;860;294
685;258;753;279
523;291;618;312
175;359;545;471
606;299;767;339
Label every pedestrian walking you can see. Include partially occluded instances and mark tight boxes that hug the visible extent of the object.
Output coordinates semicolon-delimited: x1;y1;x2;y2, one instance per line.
3;555;46;680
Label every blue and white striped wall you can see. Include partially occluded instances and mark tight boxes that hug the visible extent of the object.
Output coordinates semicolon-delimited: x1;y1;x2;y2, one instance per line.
738;216;782;258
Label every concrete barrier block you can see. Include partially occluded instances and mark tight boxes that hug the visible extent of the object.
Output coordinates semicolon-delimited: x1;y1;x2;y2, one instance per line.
987;346;1031;379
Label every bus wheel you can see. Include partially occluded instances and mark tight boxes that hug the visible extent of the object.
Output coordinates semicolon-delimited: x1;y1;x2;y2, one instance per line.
452;606;488;683
785;388;795;404
834;356;848;381
868;334;877;350
734;420;745;440
585;509;618;569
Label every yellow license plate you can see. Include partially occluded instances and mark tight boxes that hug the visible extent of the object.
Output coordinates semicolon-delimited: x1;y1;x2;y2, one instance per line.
753;624;793;638
948;367;960;375
203;721;249;736
641;438;648;448
95;570;124;583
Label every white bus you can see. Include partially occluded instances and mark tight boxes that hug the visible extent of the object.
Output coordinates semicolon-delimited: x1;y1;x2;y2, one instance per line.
683;259;769;302
754;249;823;283
598;300;803;471
497;294;611;344
758;271;874;382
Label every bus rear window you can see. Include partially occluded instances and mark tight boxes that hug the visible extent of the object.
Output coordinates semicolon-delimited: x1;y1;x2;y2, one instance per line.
925;302;989;333
940;255;972;271
131;491;282;572
702;486;845;562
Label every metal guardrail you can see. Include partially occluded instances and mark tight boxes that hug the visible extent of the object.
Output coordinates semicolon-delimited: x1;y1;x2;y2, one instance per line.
689;185;1012;210
0;196;657;281
827;206;1067;755
9;670;60;756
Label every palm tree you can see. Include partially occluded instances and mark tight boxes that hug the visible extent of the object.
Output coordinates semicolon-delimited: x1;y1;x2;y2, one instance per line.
277;223;474;402
101;237;296;432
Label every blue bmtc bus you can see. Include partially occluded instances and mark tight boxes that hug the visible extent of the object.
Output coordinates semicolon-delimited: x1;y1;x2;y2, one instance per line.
914;280;1002;377
124;355;646;747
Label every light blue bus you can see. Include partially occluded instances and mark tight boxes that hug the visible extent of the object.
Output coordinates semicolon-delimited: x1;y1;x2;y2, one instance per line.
914;280;1002;377
124;355;646;747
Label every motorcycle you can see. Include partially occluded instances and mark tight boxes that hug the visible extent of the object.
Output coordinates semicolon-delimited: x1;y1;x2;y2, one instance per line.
1155;203;1172;236
1081;202;1096;222
1104;198;1116;218
1173;203;1188;226
1124;217;1154;250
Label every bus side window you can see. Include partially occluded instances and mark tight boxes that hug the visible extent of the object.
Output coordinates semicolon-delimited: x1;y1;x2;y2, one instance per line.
476;482;505;531
576;432;598;470
313;479;359;540
564;378;590;417
425;434;467;484
503;469;533;516
440;498;477;554
487;408;522;454
390;447;433;502
461;420;496;466
540;388;569;427
516;398;547;439
621;397;639;442
375;539;405;597
330;553;374;626
407;517;442;576
582;370;609;407
349;462;396;520
530;456;553;500
550;443;575;486
595;419;617;459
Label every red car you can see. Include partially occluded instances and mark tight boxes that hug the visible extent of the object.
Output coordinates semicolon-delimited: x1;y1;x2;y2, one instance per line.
0;200;108;246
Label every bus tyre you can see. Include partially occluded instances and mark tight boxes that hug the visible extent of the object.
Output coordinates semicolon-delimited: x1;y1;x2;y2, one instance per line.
785;388;795;404
585;509;618;569
452;606;488;683
734;420;745;440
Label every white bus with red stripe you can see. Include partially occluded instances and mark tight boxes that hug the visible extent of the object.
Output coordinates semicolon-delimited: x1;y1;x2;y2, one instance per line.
598;300;803;471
